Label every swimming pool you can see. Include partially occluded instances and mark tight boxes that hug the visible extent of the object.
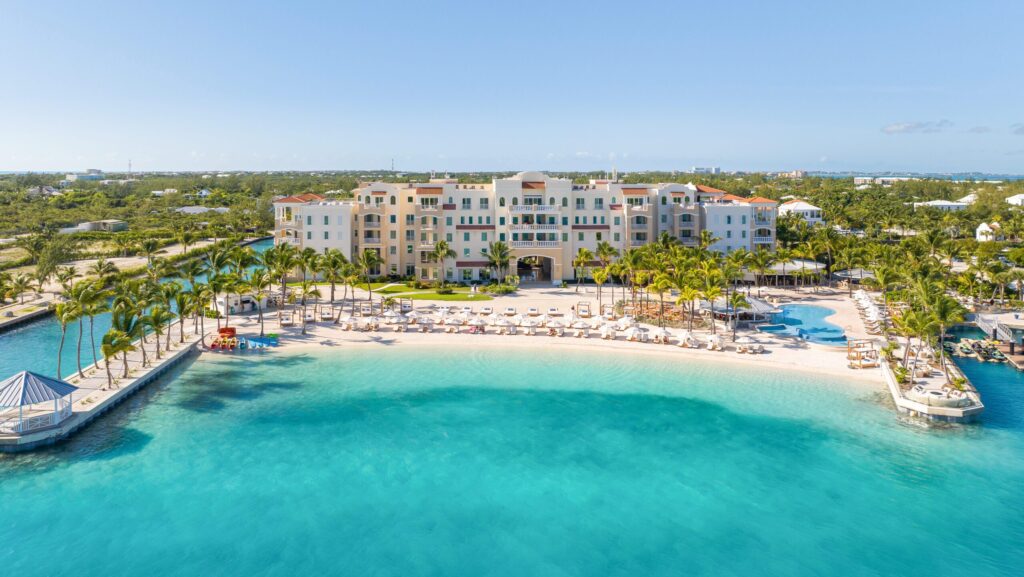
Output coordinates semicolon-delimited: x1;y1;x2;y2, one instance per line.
757;304;847;345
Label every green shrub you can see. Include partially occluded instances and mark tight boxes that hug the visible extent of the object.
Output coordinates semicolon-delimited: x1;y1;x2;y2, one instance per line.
436;287;454;295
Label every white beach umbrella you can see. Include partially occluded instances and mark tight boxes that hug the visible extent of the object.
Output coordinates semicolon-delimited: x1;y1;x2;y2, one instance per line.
468;318;486;326
382;309;398;318
571;320;589;329
537;314;552;325
547;320;565;329
734;335;755;344
652;327;672;339
496;318;512;327
444;317;462;326
520;318;538;328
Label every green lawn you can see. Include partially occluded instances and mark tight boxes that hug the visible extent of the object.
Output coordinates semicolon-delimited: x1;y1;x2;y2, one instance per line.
406;292;493;301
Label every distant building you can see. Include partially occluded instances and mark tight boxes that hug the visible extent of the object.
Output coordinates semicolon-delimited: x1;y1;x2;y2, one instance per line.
58;220;128;234
1005;193;1024;206
854;176;919;187
777;170;807;179
151;188;179;197
778;199;824;225
25;185;62;198
176;206;228;215
64;169;104;182
958;193;978;204
976;222;1003;242
691;167;721;175
911;200;968;212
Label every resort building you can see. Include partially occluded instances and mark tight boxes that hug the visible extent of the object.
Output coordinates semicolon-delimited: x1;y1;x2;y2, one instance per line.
273;172;778;283
1005;193;1024;207
911;199;968;212
778;199;824;225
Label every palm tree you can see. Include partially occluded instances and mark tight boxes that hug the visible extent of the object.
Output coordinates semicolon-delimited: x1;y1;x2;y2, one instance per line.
774;247;795;287
173;289;192;343
139;238;161;265
89;257;119;281
675;284;701;332
100;330;135;389
144;306;175;360
112;303;147;371
318;249;348;303
298;280;321;335
930;295;966;383
595;240;619;269
701;280;723;335
592;267;609;310
729;292;750;341
430;241;455;287
481;241;512;282
573;247;594;293
648;273;672;327
54;301;79;379
8;274;32;304
248;268;273;337
192;283;213;346
357;249;384;303
75;280;110;370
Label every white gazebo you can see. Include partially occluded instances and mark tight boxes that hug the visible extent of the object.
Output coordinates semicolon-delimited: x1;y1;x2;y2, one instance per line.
0;371;78;435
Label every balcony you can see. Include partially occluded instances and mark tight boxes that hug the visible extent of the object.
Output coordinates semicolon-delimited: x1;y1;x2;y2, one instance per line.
753;236;774;244
275;218;302;229
625;204;650;213
754;218;773;226
361;237;382;246
416;204;441;213
511;240;561;248
361;204;385;214
362;222;381;229
510;205;559;213
510;224;560;231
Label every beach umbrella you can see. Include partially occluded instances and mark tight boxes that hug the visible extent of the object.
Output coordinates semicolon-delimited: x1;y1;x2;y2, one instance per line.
496;318;512;327
652;327;671;339
382;309;398;318
571;320;589;329
468;318;486;326
734;335;755;344
520;318;538;328
444;317;462;326
537;314;552;325
547;320;565;329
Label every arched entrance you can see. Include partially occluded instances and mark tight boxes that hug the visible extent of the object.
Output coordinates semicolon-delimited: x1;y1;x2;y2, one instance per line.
517;255;554;283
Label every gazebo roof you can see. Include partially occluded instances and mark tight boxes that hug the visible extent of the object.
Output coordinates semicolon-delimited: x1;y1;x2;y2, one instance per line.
0;371;78;408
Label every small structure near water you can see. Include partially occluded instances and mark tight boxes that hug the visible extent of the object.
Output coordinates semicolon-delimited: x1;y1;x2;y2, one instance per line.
0;371;78;435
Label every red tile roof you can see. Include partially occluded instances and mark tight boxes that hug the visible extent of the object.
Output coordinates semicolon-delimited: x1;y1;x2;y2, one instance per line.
722;193;748;202
746;196;778;204
695;184;727;194
275;193;325;203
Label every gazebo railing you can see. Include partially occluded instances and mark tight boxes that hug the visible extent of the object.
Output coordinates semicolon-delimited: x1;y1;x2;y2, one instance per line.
0;406;72;435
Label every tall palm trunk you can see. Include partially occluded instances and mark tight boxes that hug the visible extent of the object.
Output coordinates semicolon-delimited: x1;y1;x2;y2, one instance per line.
76;317;85;378
57;327;67;379
89;315;100;370
122;352;130;378
104;357;113;390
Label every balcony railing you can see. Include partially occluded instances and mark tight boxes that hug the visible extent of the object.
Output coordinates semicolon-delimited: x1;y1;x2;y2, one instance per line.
361;237;382;245
510;205;558;213
754;218;773;226
416;205;440;212
362;222;381;229
511;240;561;248
625;204;650;212
753;236;774;244
510;224;560;231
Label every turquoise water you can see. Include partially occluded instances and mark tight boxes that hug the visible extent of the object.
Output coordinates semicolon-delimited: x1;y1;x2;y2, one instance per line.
2;346;1023;576
0;239;272;380
759;304;848;345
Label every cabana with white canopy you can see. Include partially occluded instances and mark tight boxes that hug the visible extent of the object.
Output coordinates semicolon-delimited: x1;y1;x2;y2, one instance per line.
0;371;78;435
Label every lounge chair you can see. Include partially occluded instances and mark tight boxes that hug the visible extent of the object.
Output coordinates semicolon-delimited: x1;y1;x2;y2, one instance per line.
547;307;560;316
481;306;493;315
527;307;539;316
503;307;517;316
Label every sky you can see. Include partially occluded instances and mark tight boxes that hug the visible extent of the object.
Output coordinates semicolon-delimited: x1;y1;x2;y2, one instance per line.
1;0;1023;174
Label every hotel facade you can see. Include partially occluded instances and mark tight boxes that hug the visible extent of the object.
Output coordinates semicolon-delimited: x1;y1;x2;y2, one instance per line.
273;171;777;284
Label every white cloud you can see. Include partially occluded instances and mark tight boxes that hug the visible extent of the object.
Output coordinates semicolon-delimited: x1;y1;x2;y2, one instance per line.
881;120;953;134
1011;123;1024;135
966;125;992;134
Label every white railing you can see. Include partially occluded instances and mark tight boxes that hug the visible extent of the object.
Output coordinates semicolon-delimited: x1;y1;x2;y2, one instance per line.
362;222;381;229
626;204;650;212
417;205;440;212
361;238;382;245
753;236;774;243
511;240;561;248
510;205;559;213
510;224;560;231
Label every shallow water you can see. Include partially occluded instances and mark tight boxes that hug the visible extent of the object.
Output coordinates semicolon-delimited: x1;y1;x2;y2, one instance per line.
1;346;1022;577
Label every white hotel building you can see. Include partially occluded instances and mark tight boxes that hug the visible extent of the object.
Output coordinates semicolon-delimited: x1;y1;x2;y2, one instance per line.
273;171;777;284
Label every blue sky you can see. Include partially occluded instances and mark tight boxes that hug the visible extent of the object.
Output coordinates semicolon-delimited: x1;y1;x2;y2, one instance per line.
2;0;1023;173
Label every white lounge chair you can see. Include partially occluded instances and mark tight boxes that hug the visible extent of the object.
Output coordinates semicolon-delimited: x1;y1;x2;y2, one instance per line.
503;307;517;316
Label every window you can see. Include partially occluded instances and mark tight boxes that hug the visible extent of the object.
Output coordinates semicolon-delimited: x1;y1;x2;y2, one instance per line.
594;198;603;209
389;196;396;205
613;233;620;242
611;197;617;204
323;215;329;225
499;216;506;226
486;216;491;224
562;216;569;226
661;215;667;223
726;215;732;225
389;215;396;223
499;233;506;241
596;232;602;241
600;216;606;224
405;230;414;240
741;215;747;225
407;245;413;254
574;216;579;224
578;232;584;241
407;196;413;203
406;215;414;225
462;198;471;210
562;233;569;242
389;231;396;239
549;197;555;205
480;198;489;209
389;246;396;255
576;198;585;209
460;216;465;224
446;233;452;242
306;231;312;240
561;197;568;207
661;196;667;205
614;216;621;226
726;231;732;239
742;230;747;238
448;197;453;204
463;232;470;242
306;216;312;225
462;269;472;281
446;216;453;226
511;197;518;205
482;232;488;241
499;197;506;207
323;231;329;239
463;248;470;257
